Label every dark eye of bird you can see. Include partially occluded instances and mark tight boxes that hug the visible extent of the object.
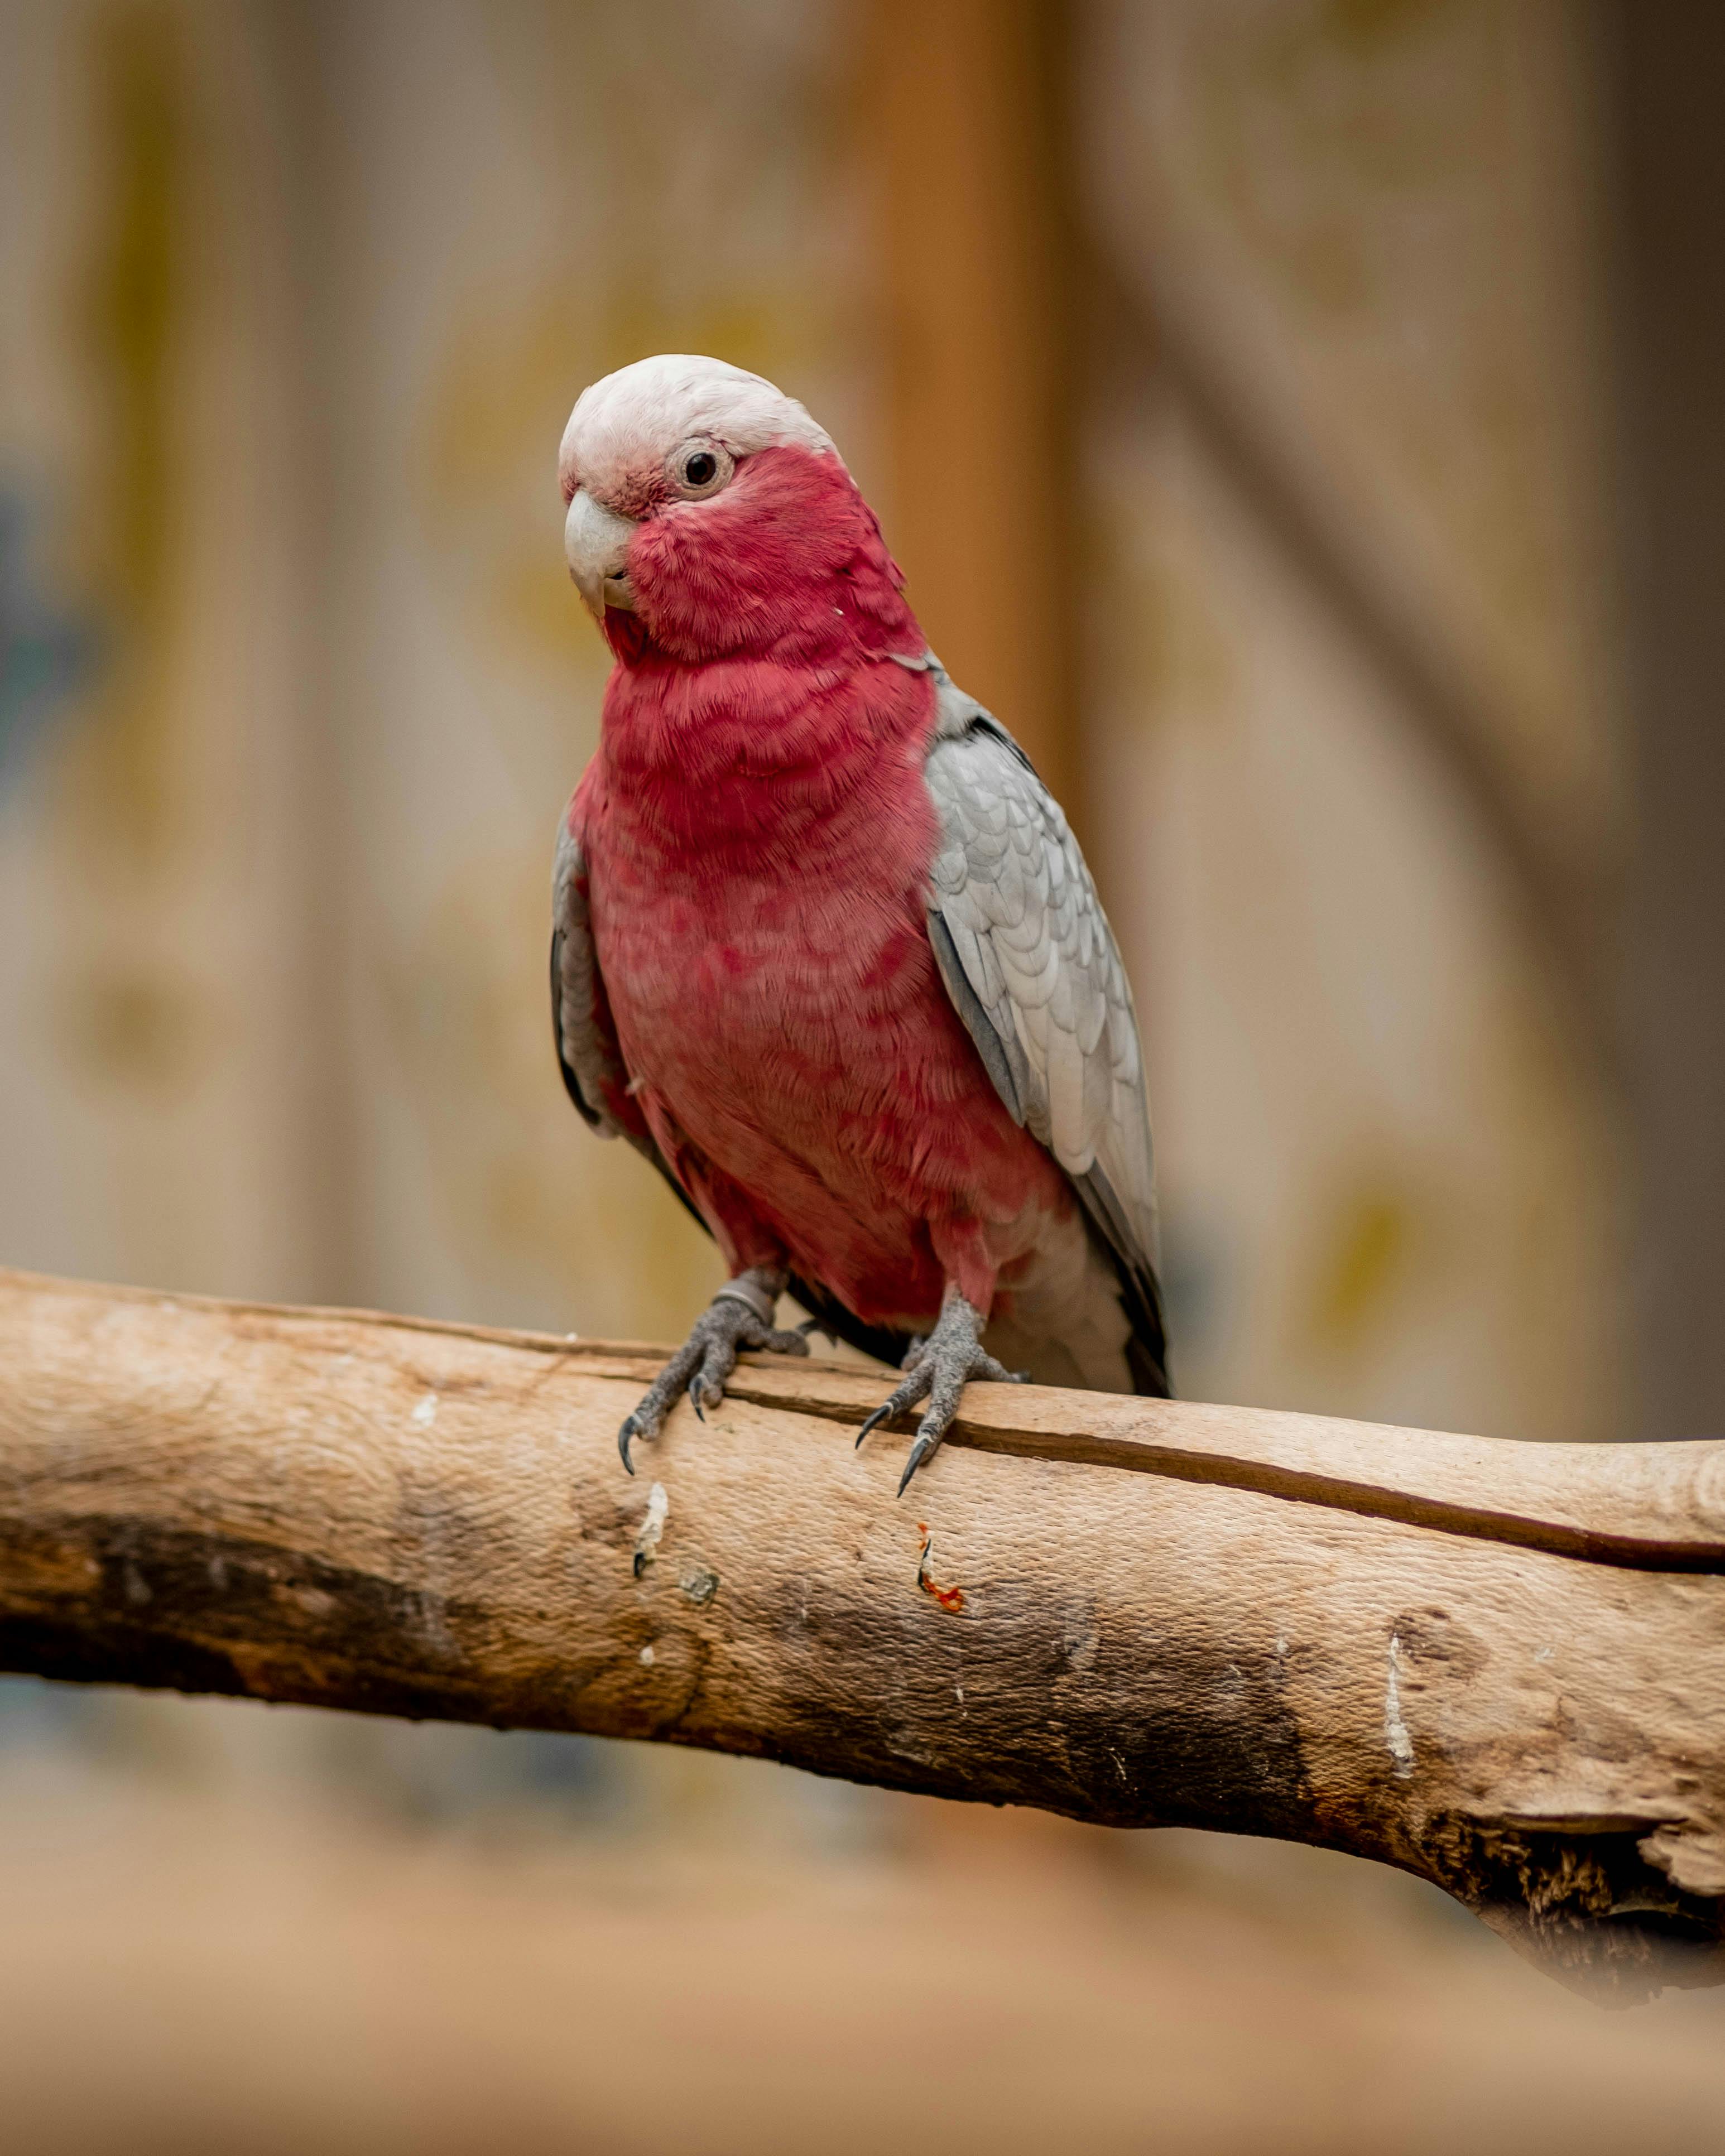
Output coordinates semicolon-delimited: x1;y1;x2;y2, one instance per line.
684;451;718;488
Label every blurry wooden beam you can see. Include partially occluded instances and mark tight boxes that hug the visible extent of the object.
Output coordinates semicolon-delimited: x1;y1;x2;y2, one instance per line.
862;0;1080;810
251;0;367;1308
860;1;1625;1105
1084;243;1622;1099
6;1265;1725;2004
1595;4;1725;1439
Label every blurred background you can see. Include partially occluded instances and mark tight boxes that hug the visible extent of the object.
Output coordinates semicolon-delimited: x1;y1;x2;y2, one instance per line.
2;1;1723;2148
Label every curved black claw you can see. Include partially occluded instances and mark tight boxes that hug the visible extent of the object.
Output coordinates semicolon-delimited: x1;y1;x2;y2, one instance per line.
612;1267;808;1475
853;1402;895;1451
854;1292;1025;1495
854;1359;935;1450
896;1435;934;1498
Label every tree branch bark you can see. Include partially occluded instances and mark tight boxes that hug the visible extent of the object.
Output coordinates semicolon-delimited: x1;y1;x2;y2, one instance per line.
2;1267;1722;2002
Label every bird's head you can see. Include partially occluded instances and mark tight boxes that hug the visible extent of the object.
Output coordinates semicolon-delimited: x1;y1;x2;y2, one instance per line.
558;354;912;666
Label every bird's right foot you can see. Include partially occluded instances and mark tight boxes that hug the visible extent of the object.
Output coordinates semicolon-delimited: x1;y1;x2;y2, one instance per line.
618;1267;809;1472
854;1287;1025;1495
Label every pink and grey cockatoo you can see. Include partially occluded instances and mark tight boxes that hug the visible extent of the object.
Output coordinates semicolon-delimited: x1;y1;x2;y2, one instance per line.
552;355;1169;1493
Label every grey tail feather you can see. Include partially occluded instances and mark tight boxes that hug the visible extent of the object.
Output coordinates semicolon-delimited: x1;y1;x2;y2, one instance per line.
1125;1307;1173;1399
1116;1224;1172;1397
1065;1167;1173;1399
1118;1260;1173;1399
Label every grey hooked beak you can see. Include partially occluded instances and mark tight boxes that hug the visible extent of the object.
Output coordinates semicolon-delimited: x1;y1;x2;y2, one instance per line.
564;487;637;622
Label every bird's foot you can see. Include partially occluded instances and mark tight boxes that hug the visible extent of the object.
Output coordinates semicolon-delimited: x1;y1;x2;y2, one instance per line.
854;1290;1026;1495
618;1267;808;1472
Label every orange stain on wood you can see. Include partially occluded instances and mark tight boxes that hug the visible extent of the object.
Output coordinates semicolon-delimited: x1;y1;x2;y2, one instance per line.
916;1531;966;1614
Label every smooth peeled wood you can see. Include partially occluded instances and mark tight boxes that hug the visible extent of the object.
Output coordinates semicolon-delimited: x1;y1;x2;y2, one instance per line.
2;1268;1723;2002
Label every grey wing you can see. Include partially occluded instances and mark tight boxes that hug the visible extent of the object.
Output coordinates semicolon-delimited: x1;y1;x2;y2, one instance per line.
916;660;1170;1396
551;814;634;1138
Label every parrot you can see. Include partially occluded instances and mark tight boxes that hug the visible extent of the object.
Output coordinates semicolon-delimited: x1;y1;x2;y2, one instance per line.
551;353;1169;1495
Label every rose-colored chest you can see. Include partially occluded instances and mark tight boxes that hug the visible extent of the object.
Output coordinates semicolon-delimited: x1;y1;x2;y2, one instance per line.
582;732;948;1103
569;657;1064;1320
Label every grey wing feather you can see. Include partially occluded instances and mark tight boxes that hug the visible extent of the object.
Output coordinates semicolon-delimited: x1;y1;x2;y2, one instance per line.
916;658;1170;1394
551;815;631;1137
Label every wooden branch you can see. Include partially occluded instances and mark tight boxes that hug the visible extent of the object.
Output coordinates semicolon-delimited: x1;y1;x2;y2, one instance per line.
3;1268;1722;2002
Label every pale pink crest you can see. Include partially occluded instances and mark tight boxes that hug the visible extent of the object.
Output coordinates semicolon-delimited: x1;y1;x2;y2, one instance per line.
559;354;838;506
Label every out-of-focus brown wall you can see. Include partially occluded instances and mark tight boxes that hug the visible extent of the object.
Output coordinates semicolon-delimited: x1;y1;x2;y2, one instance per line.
5;4;1725;2149
0;0;1638;1447
864;0;1080;807
1084;0;1622;1442
1599;1;1725;1440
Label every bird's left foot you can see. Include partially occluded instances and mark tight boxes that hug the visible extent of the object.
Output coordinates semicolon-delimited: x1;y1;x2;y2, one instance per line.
854;1289;1026;1495
618;1267;808;1472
